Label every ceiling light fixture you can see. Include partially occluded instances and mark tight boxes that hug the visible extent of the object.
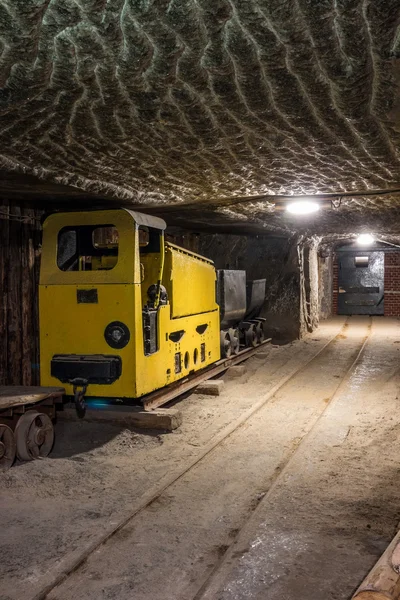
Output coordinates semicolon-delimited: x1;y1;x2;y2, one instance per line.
356;233;375;246
286;200;320;215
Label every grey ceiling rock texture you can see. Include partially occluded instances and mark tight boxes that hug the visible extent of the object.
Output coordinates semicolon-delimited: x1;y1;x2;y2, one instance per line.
1;0;400;234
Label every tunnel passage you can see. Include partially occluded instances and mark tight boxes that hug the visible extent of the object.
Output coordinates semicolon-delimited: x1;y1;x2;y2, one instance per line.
336;249;385;316
2;5;400;600
331;243;400;317
1;3;400;366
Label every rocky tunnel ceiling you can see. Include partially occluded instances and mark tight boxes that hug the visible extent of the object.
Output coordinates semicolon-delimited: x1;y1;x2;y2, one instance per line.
1;0;400;235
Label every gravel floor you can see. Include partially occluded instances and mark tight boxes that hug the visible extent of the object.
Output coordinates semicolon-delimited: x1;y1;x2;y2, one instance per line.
4;317;397;600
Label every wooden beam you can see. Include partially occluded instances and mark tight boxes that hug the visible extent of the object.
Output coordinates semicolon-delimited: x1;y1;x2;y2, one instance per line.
224;365;246;379
59;406;182;431
7;205;22;385
352;529;400;599
0;386;65;410
0;201;9;385
21;208;34;385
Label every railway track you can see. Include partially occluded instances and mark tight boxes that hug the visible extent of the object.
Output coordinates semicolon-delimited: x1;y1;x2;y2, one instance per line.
194;319;372;600
35;317;372;600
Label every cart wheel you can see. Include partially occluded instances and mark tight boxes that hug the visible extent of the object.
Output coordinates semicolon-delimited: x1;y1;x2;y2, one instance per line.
0;425;16;471
256;322;265;344
245;325;257;348
14;411;54;461
220;330;232;358
229;328;240;355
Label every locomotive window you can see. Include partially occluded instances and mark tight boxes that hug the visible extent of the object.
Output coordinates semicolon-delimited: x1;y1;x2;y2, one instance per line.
92;226;119;249
57;229;77;271
57;225;119;271
139;225;161;253
139;227;150;247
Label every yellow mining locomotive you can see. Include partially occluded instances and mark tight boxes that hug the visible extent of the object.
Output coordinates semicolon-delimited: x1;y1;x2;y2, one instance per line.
39;209;265;411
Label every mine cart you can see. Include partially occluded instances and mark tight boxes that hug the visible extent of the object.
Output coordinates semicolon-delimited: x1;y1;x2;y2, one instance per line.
0;386;64;471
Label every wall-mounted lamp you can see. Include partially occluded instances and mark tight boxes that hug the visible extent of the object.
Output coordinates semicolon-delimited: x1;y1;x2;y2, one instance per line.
356;233;375;246
286;200;320;215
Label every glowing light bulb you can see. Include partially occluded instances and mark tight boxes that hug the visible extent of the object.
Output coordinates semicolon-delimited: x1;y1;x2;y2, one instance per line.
286;200;320;215
357;233;375;246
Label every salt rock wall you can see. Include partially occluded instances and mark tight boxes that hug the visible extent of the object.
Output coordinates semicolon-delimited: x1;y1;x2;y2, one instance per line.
197;234;305;340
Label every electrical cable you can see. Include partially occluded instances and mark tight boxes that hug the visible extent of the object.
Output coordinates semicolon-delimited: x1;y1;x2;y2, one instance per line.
210;186;400;209
377;239;400;250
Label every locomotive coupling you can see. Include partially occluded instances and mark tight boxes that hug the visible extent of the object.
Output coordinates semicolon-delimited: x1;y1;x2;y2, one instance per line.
71;378;88;419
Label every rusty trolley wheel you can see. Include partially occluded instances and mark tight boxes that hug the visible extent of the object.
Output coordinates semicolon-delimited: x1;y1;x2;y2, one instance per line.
229;328;240;355
256;321;264;344
14;411;54;461
221;330;232;358
245;324;258;348
0;425;16;471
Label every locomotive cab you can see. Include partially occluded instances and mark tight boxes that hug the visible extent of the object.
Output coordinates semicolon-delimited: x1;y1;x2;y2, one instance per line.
39;209;220;400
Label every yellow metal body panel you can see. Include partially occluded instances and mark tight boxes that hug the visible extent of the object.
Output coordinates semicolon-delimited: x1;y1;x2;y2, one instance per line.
135;305;220;397
40;284;138;397
39;209;221;399
163;243;218;318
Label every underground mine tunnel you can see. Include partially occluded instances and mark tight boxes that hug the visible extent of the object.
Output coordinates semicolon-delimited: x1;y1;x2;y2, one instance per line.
2;2;400;600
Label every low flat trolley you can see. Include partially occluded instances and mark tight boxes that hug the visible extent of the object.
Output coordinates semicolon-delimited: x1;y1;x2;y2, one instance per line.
0;386;64;471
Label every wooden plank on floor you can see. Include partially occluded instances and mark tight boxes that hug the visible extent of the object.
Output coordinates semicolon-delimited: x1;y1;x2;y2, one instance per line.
194;380;224;395
0;386;65;409
59;406;182;431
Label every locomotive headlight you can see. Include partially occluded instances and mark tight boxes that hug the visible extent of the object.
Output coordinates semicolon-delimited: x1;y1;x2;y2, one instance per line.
104;322;130;349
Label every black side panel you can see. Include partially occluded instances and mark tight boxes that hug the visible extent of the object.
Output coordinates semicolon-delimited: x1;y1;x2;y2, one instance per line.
143;309;158;355
77;289;98;304
337;251;384;315
217;270;247;328
245;279;266;319
51;355;122;384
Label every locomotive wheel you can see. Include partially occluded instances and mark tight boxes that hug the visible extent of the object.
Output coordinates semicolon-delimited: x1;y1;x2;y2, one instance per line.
221;330;232;358
229;328;240;355
245;325;257;348
256;321;265;343
14;411;54;461
0;425;16;471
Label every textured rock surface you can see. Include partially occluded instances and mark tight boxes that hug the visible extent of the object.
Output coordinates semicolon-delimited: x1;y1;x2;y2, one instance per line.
1;1;400;233
197;233;304;338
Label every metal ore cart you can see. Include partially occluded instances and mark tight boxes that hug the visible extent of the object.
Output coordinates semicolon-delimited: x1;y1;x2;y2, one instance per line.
0;386;64;470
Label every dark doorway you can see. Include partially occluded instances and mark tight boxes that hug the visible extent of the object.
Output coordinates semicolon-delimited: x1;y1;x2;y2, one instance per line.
337;251;384;315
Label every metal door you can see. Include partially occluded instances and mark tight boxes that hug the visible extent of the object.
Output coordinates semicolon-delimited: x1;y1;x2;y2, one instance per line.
337;251;384;315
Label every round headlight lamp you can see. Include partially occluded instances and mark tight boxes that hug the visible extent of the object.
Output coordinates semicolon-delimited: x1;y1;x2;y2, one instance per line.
104;321;130;349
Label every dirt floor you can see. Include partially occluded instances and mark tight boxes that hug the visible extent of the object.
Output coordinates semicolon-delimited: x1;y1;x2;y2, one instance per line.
2;316;400;600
